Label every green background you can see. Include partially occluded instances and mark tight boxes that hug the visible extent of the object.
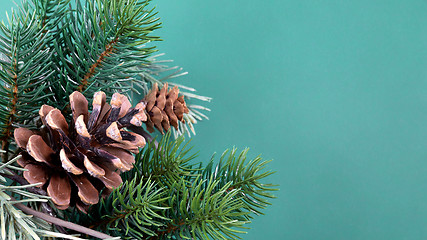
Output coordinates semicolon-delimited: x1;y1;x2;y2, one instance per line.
3;0;427;239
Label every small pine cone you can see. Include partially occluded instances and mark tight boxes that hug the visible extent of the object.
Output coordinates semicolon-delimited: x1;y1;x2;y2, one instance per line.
13;91;147;211
142;83;189;134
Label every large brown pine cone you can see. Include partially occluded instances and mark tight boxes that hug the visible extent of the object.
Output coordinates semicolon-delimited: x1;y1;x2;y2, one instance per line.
143;83;189;134
13;91;147;211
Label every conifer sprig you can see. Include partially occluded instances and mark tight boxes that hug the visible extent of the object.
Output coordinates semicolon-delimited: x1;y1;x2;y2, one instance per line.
132;134;198;188
71;134;276;239
0;0;276;239
87;178;169;239
202;149;278;216
50;0;161;109
30;0;70;31
0;7;53;156
161;177;250;240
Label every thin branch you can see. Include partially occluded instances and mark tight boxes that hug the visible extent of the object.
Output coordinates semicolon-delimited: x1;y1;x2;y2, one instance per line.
13;200;114;239
150;219;185;240
1;172;68;234
1;57;19;161
128;125;159;148
77;37;119;92
0;172;47;196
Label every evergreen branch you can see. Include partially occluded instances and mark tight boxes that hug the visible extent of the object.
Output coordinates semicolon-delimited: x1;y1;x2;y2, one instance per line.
0;172;47;197
203;149;278;216
131;132;198;188
85;178;170;239
30;0;71;31
157;148;277;239
66;136;277;239
50;0;161;109
0;5;53;159
68;133;196;239
77;36;119;92
14;201;114;239
159;177;250;240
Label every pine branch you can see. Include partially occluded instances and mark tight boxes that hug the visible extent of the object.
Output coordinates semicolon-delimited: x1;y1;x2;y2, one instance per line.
155;149;277;240
30;0;70;31
49;0;161;110
0;1;275;240
84;178;170;239
158;177;250;240
15;201;114;239
0;5;54;159
202;149;278;216
77;36;119;92
131;132;198;188
66;135;277;239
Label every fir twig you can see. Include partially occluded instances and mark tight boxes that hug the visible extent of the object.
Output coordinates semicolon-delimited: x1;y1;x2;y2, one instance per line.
78;36;119;92
49;0;161;110
202;149;278;216
0;4;53;159
70;134;276;239
134;133;197;188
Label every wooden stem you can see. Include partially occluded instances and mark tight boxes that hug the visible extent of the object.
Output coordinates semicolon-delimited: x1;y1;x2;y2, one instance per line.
13;201;114;239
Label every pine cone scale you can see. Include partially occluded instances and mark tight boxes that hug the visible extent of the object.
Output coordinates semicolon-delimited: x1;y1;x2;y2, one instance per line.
87;92;107;131
60;149;84;175
47;173;71;207
70;91;89;122
98;170;122;189
46;109;69;136
75;115;91;138
27;135;55;164
84;157;106;177
129;102;147;126
71;175;99;205
93;147;131;171
23;164;48;185
109;93;131;122
39;105;55;126
14;127;34;149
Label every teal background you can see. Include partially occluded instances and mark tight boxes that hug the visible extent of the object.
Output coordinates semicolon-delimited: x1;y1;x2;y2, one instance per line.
3;0;427;239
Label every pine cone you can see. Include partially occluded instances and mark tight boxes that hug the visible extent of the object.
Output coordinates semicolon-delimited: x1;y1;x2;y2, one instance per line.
143;83;189;134
13;91;147;211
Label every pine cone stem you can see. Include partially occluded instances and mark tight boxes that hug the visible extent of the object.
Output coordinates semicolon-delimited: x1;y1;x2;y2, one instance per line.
128;125;159;148
12;197;113;239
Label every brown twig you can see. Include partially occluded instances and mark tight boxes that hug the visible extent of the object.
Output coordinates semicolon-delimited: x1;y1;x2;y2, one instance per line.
13;200;114;239
128;125;159;148
2;170;112;237
1;58;19;161
0;172;68;234
149;220;186;239
0;172;47;196
77;37;119;92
